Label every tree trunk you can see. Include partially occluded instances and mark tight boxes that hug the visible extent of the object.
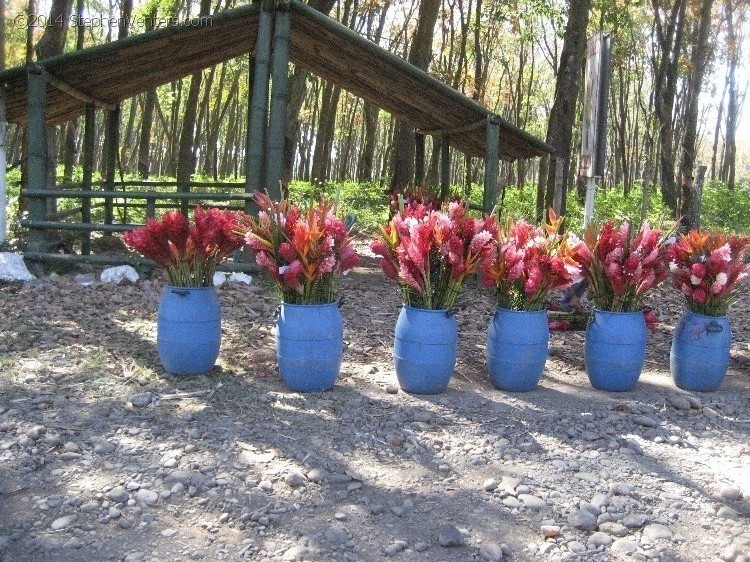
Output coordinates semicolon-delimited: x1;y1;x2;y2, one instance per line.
678;0;715;230
721;0;739;190
389;0;441;191
542;0;591;219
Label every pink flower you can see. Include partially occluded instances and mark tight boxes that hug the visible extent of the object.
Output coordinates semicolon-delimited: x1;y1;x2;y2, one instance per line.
692;287;707;303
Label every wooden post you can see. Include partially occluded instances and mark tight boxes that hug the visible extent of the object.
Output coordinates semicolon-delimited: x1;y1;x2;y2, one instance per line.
81;103;95;255
264;0;290;199
27;67;47;252
483;117;500;214
146;196;156;219
690;165;707;230
0;88;6;246
104;106;120;225
245;2;274;212
440;134;450;199
414;133;425;186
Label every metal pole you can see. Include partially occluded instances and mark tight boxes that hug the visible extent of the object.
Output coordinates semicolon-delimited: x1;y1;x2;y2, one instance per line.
264;1;290;199
440;134;450;199
414;133;425;186
483;117;500;214
246;3;274;212
583;176;596;228
27;67;47;252
0;88;7;246
81;103;95;255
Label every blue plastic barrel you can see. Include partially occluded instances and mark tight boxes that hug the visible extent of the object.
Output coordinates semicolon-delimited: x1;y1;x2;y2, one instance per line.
487;308;549;392
671;310;731;392
585;309;646;391
157;286;221;375
394;306;457;394
276;302;343;392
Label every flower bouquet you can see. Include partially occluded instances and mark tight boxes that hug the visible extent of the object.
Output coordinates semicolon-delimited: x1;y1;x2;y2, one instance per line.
244;193;359;392
371;197;496;393
577;219;673;391
123;208;246;375
479;210;585;391
667;230;750;391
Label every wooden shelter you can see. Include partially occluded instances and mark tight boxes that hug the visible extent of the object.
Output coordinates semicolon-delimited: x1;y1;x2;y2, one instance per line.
0;0;552;255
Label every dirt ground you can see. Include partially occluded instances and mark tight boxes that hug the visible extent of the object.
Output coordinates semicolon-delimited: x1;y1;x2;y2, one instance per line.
0;252;748;562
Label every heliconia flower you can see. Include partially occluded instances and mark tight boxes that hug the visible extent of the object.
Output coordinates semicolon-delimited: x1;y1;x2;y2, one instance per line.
644;309;660;332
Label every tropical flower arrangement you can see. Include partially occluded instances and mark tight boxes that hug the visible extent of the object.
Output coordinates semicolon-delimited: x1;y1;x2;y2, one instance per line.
123;207;245;287
667;230;750;316
244;193;360;304
577;219;675;325
371;197;497;309
480;210;586;311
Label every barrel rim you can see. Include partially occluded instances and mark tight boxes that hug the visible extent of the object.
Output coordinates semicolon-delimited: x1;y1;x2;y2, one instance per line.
164;284;218;292
401;304;454;314
280;300;339;309
679;309;729;321
592;308;645;317
495;306;548;317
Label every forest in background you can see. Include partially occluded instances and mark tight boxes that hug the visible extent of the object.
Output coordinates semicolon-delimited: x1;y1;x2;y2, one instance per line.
1;0;749;235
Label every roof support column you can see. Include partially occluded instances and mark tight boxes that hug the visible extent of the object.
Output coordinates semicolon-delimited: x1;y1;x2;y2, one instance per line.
81;103;95;255
440;134;450;199
246;1;275;212
414;133;425;186
264;0;290;200
104;106;120;225
483;117;500;214
0;88;7;246
27;67;47;252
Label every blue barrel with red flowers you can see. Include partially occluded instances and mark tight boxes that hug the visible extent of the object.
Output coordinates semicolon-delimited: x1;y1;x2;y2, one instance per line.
276;301;343;392
394;306;457;394
487;308;549;392
158;286;222;375
585;309;647;391
671;310;731;392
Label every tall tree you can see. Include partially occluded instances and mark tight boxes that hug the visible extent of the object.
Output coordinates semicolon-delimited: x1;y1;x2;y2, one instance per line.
721;0;744;190
542;0;591;219
177;0;213;206
678;0;715;228
138;4;159;178
389;0;442;191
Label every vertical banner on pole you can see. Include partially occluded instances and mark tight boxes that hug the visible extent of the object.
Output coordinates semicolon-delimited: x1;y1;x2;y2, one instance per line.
579;31;612;227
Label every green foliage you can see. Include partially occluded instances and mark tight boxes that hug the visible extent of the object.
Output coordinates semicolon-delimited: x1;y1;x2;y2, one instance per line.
699;181;750;234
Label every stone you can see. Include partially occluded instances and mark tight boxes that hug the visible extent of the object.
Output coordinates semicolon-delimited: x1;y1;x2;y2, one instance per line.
479;542;504;561
0;253;35;282
282;546;309;561
100;265;139;285
325;525;348;544
93;440;116;454
129;392;153;408
519;494;547;510
599;522;629;537
568;541;587;554
285;471;307;488
74;273;96;286
384;541;407;556
385;385;400;394
483;478;499;492
79;501;99;513
26;425;46;440
503;496;521;509
587;532;613;548
227;272;253;285
568;509;598;531
643;524;672;541
611;539;639;554
717;506;739;520
413;541;429;552
609;482;635;496
213;272;227;287
106;487;130;504
541;525;560;538
667;395;692;411
719;486;741;501
307;468;327;483
258;480;273;492
622;513;648;529
438;524;465;547
633;415;658;428
136;489;159;506
51;515;78;531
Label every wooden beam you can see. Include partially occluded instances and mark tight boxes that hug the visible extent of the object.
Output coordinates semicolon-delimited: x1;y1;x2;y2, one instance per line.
81;103;95;255
417;119;487;138
42;68;116;111
246;4;274;212
483;117;500;214
440;134;450;198
264;1;291;198
0;88;7;246
414;133;425;186
26;68;47;252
